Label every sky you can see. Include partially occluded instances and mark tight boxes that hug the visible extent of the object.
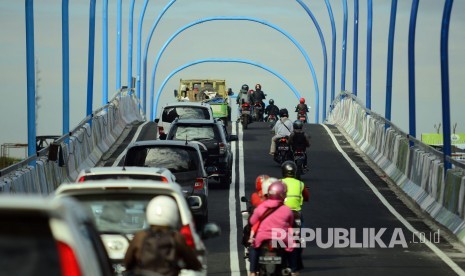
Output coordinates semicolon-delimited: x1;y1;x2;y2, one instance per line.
0;0;464;158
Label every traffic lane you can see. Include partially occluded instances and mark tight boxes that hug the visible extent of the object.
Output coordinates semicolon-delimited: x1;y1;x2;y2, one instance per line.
303;123;463;275
241;122;464;275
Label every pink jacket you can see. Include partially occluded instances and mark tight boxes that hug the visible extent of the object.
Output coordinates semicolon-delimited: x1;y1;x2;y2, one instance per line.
249;199;294;250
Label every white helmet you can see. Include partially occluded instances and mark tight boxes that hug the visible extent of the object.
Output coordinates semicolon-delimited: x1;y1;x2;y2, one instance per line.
146;196;179;228
261;177;279;197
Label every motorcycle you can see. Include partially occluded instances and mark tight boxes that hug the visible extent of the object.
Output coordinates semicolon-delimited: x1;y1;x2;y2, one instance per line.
253;102;264;122
297;111;307;123
240;101;253;129
266;114;278;128
274;136;293;165
293;149;308;179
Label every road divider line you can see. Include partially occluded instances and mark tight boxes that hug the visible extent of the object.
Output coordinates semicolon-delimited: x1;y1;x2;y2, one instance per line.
229;122;240;275
322;124;465;276
237;122;249;273
112;121;148;166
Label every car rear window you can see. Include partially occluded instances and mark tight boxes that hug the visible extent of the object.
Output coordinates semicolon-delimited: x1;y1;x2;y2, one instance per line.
161;106;210;123
171;124;219;141
82;174;166;182
0;211;61;275
125;146;199;173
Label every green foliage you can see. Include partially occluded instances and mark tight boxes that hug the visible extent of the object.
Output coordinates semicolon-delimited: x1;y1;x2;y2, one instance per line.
0;157;21;170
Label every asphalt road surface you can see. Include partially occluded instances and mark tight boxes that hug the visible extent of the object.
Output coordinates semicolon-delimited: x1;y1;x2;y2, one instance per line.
100;120;465;276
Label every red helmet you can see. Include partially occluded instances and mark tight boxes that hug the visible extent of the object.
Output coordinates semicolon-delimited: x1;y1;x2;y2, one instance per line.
300;98;305;104
255;84;261;90
255;174;269;192
249;89;254;94
267;180;287;201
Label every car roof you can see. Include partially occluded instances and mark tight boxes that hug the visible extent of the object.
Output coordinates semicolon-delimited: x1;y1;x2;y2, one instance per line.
128;139;204;149
162;101;211;108
172;118;218;125
78;166;172;176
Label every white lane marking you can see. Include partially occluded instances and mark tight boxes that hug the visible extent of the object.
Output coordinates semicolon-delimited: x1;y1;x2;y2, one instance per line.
237;123;249;273
322;124;465;276
230;122;241;275
112;121;149;166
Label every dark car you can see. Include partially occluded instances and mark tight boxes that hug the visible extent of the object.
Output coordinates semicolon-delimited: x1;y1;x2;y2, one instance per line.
122;140;209;226
166;118;238;186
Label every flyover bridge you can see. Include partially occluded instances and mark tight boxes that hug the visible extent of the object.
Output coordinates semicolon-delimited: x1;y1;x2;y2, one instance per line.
1;1;465;275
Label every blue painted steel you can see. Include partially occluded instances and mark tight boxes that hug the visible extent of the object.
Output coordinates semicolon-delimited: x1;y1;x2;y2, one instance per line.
296;0;328;121
116;0;122;90
148;17;320;123
352;0;359;95
153;59;301;120
142;0;176;109
62;0;69;137
341;0;348;91
135;0;149;113
440;0;454;171
25;0;37;161
366;0;372;109
127;0;136;89
102;0;108;105
385;0;398;121
86;0;96;117
325;0;337;105
408;0;419;139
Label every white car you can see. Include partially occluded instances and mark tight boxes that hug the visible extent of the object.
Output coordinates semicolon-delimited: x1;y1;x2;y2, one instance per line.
0;194;114;276
75;166;176;183
53;179;220;275
155;102;214;140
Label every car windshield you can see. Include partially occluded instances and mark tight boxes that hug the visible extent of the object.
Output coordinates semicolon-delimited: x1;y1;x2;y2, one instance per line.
172;125;218;141
71;194;179;234
161;106;210;123
125;146;198;173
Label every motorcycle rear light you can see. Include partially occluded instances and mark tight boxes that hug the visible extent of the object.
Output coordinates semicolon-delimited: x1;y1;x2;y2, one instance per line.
219;143;226;155
194;178;205;190
56;241;82;276
180;225;195;249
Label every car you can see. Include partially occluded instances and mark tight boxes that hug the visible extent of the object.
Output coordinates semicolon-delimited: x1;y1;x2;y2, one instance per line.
166;118;238;186
155;102;214;140
122;140;209;226
53;180;220;275
0;194;114;276
75;166;177;183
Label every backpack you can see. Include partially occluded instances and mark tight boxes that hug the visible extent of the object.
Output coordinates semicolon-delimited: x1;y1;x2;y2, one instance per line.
137;229;178;275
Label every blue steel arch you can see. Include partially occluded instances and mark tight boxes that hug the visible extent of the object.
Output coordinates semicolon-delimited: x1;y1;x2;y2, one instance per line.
152;58;302;121
148;16;320;123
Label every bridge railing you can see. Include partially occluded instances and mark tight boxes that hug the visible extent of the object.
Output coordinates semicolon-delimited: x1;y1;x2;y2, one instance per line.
0;90;144;194
328;92;465;243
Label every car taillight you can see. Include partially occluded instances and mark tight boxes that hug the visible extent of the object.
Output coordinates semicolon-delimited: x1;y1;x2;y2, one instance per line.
77;176;85;182
180;225;195;249
219;143;226;155
161;176;168;183
56;241;82;276
194;178;204;190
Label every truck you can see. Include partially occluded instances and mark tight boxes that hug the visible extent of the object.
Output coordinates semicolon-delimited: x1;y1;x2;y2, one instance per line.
177;79;232;126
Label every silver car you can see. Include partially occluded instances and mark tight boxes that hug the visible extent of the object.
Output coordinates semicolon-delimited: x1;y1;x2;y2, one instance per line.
75;166;177;183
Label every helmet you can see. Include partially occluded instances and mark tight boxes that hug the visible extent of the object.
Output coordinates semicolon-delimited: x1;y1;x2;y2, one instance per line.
267;180;287;201
269;99;274;105
279;108;289;118
293;120;303;130
262;177;279;197
255;174;269;192
281;160;297;178
255;84;262;90
249;89;254;94
241;84;249;91
146;196;179;228
300;98;305;104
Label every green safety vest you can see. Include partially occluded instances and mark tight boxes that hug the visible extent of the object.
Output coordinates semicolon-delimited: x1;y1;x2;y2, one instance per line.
281;177;304;211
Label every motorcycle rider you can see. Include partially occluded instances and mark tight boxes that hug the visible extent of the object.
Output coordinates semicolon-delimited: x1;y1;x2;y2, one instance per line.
281;161;309;275
270;108;293;156
264;99;280;122
248;180;294;276
251;174;270;208
251;84;266;121
295;98;309;123
289;120;311;169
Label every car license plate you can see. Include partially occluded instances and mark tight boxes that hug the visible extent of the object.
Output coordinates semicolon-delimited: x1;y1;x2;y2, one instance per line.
259;255;282;264
242;110;250;115
278;146;289;151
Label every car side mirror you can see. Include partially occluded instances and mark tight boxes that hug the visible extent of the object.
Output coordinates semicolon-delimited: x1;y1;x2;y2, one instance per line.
154;118;159;123
228;135;238;142
201;222;221;240
240;196;248;203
